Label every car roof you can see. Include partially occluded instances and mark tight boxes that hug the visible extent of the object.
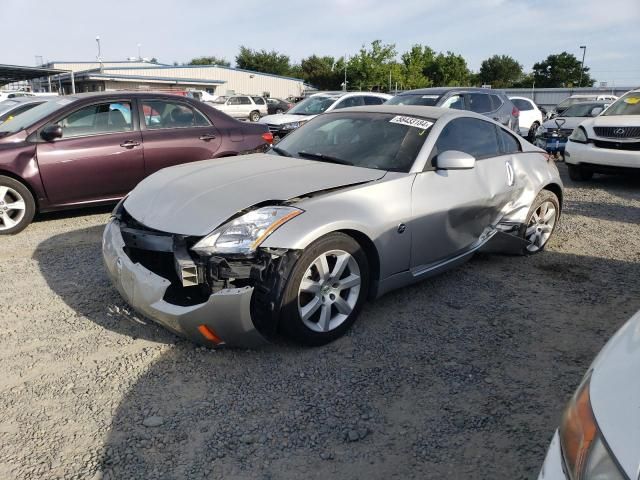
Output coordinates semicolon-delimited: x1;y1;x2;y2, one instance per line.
396;87;504;96
310;91;391;99
324;104;488;121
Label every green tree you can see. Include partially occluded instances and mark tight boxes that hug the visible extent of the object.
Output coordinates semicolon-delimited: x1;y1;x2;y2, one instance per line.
300;55;341;89
347;40;397;91
511;72;535;88
401;45;435;89
188;56;230;67
532;52;595;87
424;51;471;86
235;47;291;76
478;54;523;88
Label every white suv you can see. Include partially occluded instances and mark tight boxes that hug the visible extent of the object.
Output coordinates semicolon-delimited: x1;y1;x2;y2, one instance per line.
260;91;392;140
564;89;640;180
509;96;544;141
209;95;268;122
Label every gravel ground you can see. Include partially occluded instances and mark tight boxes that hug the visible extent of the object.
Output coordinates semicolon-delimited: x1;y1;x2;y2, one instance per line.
1;163;639;480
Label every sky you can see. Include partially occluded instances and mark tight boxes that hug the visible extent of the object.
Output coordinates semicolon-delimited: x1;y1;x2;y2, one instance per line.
4;0;640;86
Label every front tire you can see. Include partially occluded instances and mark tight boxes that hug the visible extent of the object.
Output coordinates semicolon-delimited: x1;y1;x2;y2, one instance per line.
279;233;370;346
567;164;593;181
523;190;560;254
249;110;260;122
0;175;35;235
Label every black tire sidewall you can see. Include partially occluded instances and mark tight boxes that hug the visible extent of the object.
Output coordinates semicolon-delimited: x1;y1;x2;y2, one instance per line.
523;190;560;255
0;175;35;235
279;233;370;346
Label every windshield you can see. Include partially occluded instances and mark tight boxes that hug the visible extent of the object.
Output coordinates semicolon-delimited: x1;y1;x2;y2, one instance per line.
0;100;19;112
269;111;433;172
385;93;442;106
556;97;595;109
602;92;640;116
0;98;69;134
562;103;604;117
287;95;339;115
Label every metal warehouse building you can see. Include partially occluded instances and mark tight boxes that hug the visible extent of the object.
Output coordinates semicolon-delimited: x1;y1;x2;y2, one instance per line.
35;61;307;99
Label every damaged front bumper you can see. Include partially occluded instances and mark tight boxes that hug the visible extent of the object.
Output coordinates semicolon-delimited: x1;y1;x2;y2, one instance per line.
102;219;269;348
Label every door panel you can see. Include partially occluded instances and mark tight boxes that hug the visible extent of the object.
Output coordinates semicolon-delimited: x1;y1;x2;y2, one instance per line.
37;131;144;205
138;99;223;176
410;117;514;268
36;100;144;205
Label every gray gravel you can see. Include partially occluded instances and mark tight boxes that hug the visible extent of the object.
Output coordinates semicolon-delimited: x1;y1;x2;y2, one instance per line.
1;163;639;480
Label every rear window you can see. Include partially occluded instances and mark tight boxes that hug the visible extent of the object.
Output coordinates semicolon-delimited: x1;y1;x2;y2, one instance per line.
468;93;493;113
511;98;533;111
386;93;442;106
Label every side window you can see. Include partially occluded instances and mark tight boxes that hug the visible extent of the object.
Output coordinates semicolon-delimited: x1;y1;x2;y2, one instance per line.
363;96;385;105
440;95;465;110
141;100;211;129
252;97;265;105
433;118;501;160
58;102;133;138
227;97;239;105
333;96;364;109
468;93;494;113
497;127;521;154
238;97;252;105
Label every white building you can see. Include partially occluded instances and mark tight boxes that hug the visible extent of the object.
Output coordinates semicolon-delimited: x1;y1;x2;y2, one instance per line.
38;61;307;99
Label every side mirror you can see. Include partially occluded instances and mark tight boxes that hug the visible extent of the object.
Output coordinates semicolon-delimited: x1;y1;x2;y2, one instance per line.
591;107;603;116
436;150;476;170
40;124;62;142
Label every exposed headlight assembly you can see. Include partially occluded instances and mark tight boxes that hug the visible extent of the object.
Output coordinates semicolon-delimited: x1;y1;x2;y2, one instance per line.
191;206;303;256
569;127;589;143
559;373;626;480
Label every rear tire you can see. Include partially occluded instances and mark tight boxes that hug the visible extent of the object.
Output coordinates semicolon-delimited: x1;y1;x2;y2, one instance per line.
275;108;284;114
0;175;36;235
528;122;540;142
279;233;370;346
567;164;593;181
249;110;260;122
523;190;560;254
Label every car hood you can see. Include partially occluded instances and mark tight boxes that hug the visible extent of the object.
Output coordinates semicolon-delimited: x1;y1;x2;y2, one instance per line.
259;113;317;125
541;117;585;130
589;310;640;479
579;115;640;130
124;153;386;236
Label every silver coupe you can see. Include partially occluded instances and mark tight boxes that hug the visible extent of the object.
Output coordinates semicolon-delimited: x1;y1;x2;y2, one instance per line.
103;105;563;347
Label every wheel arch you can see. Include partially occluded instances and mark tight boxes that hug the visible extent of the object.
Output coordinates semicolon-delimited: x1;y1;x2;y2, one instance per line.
337;229;381;299
542;182;563;210
0;169;39;211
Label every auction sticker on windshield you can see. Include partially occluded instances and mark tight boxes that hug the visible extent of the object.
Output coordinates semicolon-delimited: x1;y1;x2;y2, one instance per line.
624;96;640;104
390;116;434;129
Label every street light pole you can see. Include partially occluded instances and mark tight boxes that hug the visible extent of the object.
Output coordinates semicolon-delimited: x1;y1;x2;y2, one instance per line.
578;45;587;87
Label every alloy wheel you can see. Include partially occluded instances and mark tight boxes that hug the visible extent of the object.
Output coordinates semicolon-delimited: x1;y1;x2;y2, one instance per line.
297;249;361;333
525;200;557;252
0;186;26;231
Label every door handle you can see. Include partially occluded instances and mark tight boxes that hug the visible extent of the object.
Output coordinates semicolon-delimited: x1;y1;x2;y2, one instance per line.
505;161;515;187
120;140;141;148
199;134;217;141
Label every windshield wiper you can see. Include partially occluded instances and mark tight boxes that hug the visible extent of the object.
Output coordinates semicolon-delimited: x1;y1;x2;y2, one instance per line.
297;151;353;166
271;146;292;157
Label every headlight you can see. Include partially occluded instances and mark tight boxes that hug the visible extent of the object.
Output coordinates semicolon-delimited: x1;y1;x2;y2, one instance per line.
111;196;127;217
569;127;588;143
191;206;303;256
281;120;307;130
559;373;625;480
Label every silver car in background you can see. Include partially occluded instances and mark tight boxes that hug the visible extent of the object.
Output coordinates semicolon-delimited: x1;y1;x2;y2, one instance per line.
103;105;562;348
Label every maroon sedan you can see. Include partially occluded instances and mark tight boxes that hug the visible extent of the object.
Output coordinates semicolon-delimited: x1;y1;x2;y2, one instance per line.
0;92;273;234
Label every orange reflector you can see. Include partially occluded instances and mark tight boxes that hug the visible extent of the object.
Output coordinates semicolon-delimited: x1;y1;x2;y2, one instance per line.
198;325;224;344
